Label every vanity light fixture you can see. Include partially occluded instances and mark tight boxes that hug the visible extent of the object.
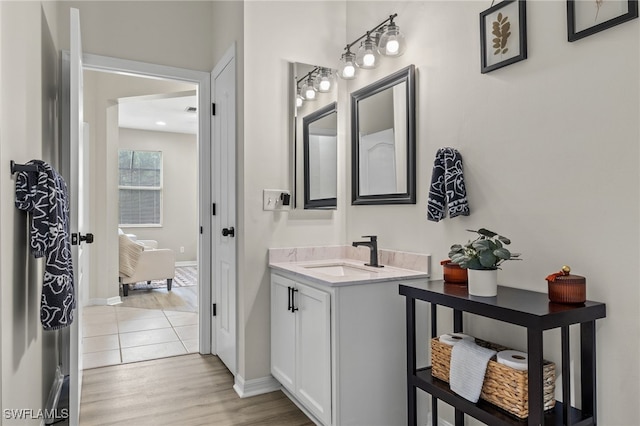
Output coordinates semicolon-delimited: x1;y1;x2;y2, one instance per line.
338;13;406;80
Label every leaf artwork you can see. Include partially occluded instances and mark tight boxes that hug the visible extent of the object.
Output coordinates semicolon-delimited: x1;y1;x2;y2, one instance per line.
595;0;604;21
491;12;512;56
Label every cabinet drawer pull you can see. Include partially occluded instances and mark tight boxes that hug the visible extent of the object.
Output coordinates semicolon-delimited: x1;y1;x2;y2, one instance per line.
292;288;299;312
287;286;292;312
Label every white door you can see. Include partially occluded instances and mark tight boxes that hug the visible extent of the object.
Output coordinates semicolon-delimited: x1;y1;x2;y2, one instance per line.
296;284;331;425
211;45;237;374
68;7;90;425
270;274;296;392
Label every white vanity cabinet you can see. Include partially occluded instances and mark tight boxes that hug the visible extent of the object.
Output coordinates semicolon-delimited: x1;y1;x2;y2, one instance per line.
271;273;331;425
270;269;429;426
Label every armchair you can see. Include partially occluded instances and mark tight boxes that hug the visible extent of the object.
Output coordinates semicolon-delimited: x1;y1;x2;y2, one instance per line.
119;234;175;297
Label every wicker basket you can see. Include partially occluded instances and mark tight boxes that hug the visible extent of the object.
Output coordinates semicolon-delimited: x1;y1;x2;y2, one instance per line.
431;337;556;419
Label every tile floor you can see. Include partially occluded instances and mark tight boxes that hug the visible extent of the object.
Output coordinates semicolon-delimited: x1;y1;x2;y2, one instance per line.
82;305;199;369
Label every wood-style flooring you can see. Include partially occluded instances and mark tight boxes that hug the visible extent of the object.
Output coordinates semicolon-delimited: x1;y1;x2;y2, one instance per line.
79;353;313;425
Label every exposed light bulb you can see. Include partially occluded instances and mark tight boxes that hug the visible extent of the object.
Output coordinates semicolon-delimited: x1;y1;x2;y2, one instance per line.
319;79;331;91
363;52;376;67
343;64;355;78
296;95;303;108
386;39;400;55
305;87;316;100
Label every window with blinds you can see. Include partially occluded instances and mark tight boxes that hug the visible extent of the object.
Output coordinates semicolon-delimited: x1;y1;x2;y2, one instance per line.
118;150;163;226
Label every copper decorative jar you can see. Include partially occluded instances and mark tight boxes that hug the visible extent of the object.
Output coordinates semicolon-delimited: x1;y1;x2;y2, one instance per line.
546;265;586;304
441;259;468;284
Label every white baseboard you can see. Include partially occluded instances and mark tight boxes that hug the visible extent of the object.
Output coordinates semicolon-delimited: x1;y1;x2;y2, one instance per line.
233;374;281;398
87;296;122;306
176;261;197;267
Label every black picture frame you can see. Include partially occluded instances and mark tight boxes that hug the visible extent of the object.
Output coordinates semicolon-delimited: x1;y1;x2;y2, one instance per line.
480;0;527;74
351;65;416;205
567;0;638;42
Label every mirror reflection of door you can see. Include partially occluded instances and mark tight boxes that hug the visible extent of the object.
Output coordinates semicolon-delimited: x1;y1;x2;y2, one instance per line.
358;83;407;196
304;102;337;209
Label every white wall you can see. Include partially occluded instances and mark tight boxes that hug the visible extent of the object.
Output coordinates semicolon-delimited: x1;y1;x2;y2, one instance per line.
119;128;198;263
345;2;639;424
0;1;60;422
241;0;347;380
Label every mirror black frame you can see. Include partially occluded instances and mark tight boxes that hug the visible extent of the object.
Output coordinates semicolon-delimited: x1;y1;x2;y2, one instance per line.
351;65;416;205
303;101;338;209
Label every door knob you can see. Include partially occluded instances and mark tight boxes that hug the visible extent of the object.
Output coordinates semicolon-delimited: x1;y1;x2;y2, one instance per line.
222;227;235;237
80;233;94;244
71;232;94;245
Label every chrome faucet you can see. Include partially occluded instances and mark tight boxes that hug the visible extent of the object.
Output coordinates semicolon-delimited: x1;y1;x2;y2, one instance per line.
352;235;383;268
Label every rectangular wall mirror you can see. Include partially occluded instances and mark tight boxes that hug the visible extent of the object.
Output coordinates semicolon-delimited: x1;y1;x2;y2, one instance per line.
290;62;338;210
351;65;416;205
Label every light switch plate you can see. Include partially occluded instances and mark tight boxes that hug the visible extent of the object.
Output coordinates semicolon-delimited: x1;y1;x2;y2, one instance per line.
263;189;291;211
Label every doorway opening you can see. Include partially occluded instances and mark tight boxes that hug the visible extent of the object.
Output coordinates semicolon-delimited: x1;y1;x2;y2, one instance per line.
78;56;212;369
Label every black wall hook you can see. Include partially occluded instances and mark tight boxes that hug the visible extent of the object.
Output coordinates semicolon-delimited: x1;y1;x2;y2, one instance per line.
10;160;39;175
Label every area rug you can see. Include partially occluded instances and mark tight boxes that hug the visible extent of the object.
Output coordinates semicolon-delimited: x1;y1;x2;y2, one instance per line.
132;266;197;290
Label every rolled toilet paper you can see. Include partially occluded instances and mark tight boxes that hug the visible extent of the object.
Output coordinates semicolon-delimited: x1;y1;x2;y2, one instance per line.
439;333;475;346
496;350;528;371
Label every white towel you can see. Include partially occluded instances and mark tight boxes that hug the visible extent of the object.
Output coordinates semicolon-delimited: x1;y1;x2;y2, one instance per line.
449;339;496;403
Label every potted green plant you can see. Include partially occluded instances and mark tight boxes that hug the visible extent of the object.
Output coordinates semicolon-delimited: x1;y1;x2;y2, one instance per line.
448;228;521;296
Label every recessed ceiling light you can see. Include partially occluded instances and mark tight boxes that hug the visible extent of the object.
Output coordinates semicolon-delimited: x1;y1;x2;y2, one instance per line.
156;121;167;126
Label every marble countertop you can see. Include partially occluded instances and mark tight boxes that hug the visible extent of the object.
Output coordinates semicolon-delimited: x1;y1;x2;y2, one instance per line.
268;246;431;286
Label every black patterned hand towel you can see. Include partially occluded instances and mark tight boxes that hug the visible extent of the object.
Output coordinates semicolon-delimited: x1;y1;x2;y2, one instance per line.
15;160;75;330
427;147;470;222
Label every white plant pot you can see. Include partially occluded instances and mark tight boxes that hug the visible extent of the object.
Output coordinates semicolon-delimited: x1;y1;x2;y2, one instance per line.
467;269;498;297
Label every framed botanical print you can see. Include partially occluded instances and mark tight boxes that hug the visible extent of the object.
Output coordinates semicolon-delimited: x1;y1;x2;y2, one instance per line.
480;0;528;74
568;0;638;42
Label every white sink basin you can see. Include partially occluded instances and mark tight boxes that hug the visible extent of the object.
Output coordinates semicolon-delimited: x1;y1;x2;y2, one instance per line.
303;263;378;277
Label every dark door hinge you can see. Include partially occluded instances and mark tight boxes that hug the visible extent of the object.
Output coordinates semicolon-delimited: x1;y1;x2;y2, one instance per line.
200;226;203;234
212;203;216;216
212;103;216;116
212;303;217;317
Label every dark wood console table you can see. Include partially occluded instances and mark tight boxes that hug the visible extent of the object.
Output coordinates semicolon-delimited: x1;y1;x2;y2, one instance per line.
399;281;606;426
